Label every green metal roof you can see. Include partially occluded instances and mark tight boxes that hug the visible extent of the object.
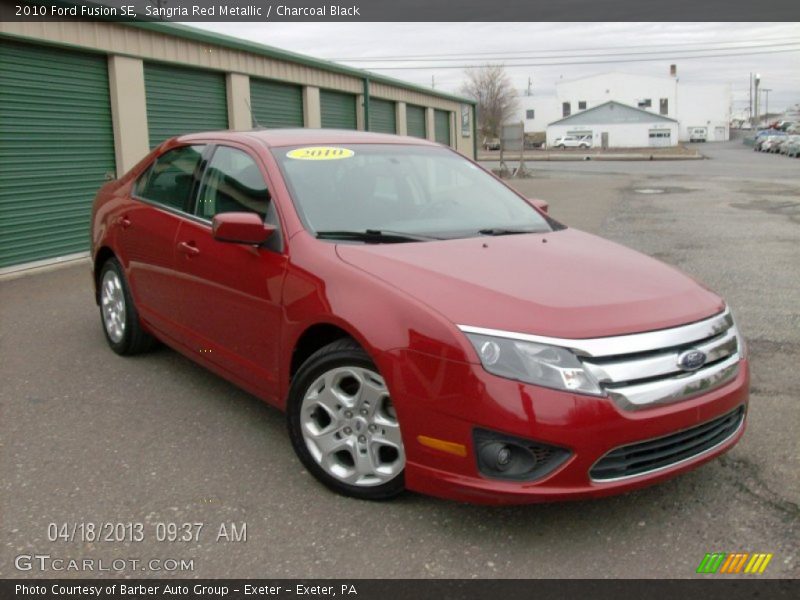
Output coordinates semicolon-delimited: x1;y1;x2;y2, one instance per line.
127;22;476;107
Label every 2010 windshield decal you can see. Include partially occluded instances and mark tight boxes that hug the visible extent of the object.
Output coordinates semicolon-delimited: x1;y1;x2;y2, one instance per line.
287;147;355;160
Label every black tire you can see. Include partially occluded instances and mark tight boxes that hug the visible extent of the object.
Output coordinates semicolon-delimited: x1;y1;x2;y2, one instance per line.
98;257;157;355
287;338;405;501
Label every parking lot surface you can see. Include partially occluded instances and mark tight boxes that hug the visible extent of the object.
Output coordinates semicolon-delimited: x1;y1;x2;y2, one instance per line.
1;141;798;578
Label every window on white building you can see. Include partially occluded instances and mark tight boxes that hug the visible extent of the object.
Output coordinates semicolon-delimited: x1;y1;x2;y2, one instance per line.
578;101;587;110
660;98;668;115
562;102;571;117
526;109;535;119
638;98;652;108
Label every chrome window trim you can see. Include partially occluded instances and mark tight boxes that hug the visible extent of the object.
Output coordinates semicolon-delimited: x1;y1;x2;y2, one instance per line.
589;407;745;484
458;308;731;358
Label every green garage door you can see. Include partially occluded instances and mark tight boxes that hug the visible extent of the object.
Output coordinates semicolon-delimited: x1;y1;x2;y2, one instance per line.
320;90;357;129
145;63;228;148
368;98;396;134
250;78;303;128
434;110;451;146
0;40;115;269
406;105;426;138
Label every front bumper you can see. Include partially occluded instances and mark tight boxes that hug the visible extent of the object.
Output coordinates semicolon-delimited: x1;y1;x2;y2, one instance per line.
384;349;749;505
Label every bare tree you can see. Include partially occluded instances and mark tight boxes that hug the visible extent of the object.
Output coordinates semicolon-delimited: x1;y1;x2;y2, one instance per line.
460;65;518;140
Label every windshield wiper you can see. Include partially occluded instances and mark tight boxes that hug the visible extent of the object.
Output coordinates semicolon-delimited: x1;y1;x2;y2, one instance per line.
477;227;544;236
316;229;436;243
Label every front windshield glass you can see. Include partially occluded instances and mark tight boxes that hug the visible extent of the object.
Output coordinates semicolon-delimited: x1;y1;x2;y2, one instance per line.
272;144;553;238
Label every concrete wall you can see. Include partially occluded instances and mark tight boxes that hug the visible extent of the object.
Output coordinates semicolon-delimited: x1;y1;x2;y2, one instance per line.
557;73;678;120
547;121;679;148
517;94;561;133
677;83;731;142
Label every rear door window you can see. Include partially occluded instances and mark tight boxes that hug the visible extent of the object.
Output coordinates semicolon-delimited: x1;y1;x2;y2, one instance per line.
136;145;205;211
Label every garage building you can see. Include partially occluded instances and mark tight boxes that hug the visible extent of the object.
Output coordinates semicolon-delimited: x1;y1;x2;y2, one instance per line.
0;21;475;271
546;101;679;149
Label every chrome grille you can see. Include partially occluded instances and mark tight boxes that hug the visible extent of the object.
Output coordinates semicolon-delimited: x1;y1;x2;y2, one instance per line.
579;309;741;410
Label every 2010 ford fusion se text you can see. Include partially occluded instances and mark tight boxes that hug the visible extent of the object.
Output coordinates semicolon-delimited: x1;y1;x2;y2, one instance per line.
90;129;749;504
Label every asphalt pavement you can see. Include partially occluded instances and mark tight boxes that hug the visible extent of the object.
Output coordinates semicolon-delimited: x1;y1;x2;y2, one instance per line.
1;140;798;578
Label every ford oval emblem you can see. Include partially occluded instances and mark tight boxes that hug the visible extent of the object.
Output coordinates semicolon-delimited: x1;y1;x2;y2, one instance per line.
678;349;707;371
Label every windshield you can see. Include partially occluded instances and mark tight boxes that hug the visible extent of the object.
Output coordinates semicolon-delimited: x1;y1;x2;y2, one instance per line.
272;144;553;239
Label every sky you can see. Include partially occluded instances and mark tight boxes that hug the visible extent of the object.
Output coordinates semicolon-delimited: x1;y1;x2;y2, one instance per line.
190;22;800;117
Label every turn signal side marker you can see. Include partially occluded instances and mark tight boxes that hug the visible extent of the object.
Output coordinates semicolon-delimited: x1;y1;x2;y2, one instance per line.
417;435;468;457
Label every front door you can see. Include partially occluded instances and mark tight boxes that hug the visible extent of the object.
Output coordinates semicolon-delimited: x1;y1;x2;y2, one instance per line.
172;144;287;401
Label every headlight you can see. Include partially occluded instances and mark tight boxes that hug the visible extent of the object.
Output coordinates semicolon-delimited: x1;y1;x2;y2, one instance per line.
465;333;603;395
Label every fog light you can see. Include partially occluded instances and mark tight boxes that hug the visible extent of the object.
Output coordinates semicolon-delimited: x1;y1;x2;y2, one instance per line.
473;428;571;482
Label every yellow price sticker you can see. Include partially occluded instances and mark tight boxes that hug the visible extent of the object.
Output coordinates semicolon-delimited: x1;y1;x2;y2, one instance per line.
286;147;355;160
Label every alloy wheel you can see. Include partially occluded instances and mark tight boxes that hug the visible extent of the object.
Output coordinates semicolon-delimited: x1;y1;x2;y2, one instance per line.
101;270;126;343
300;366;404;487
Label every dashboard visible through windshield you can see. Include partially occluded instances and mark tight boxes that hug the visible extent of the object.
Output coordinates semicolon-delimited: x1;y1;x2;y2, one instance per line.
272;144;553;240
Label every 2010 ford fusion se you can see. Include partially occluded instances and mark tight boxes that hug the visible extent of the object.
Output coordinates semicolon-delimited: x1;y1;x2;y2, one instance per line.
91;129;749;504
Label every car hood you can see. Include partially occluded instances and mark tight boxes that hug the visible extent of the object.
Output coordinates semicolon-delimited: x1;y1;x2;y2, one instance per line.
335;228;724;339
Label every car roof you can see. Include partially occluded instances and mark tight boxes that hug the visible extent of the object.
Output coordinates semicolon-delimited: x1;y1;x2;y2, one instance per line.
175;128;441;149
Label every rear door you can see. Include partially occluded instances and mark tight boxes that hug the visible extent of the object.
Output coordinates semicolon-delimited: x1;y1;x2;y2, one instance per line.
172;144;287;400
121;145;206;338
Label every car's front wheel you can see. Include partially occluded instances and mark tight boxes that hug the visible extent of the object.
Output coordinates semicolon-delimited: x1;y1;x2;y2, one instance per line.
98;257;156;355
287;339;405;500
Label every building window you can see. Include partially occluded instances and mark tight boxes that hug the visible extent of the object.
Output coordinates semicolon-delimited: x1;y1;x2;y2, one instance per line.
638;98;652;108
660;98;668;115
578;101;587;110
526;109;535;119
562;102;571;117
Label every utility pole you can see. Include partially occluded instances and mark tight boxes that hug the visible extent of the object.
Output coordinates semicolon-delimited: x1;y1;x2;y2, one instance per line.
762;88;772;126
754;73;761;127
527;77;532;96
431;75;435;89
749;73;752;123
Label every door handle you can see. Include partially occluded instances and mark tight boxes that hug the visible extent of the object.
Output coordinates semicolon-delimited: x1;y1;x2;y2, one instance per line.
118;216;132;229
177;241;200;257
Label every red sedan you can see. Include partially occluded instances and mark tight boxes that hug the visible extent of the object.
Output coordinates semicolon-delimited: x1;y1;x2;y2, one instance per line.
91;129;749;504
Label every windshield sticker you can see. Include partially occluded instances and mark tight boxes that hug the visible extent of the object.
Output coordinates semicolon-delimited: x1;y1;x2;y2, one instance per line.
287;147;355;160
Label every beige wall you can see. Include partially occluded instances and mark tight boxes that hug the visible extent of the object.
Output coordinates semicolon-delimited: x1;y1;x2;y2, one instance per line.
107;55;148;176
1;21;474;158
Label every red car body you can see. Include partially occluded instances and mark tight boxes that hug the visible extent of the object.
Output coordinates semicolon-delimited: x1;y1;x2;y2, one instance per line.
91;130;749;504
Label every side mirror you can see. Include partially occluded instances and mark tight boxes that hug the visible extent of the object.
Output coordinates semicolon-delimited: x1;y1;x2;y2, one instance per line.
212;212;274;245
528;198;549;214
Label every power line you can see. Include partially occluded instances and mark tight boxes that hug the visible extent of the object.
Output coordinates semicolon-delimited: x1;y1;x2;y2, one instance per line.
335;41;800;63
357;47;800;71
330;36;800;61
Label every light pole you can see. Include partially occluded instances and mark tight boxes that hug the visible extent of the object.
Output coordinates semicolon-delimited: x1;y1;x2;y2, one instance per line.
762;89;772;127
754;74;761;127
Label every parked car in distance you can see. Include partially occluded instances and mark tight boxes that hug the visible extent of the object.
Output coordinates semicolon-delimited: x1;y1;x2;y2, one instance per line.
482;137;501;151
554;135;592;149
91;129;749;504
754;132;786;151
688;127;708;142
781;135;800;157
761;135;785;153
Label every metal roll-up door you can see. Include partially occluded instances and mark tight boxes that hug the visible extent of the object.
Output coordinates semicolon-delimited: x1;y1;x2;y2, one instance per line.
320;90;357;129
368;98;396;134
434;110;451;146
145;63;228;148
406;105;426;138
0;40;115;269
250;78;303;128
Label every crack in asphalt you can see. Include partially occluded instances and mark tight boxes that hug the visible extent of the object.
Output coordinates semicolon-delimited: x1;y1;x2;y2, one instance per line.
718;455;800;521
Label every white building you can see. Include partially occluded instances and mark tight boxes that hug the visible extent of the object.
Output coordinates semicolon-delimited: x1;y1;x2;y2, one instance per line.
518;94;561;136
518;70;731;144
546;101;680;149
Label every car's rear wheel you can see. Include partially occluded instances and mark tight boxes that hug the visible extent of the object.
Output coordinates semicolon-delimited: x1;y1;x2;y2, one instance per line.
98;257;156;355
287;339;405;500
